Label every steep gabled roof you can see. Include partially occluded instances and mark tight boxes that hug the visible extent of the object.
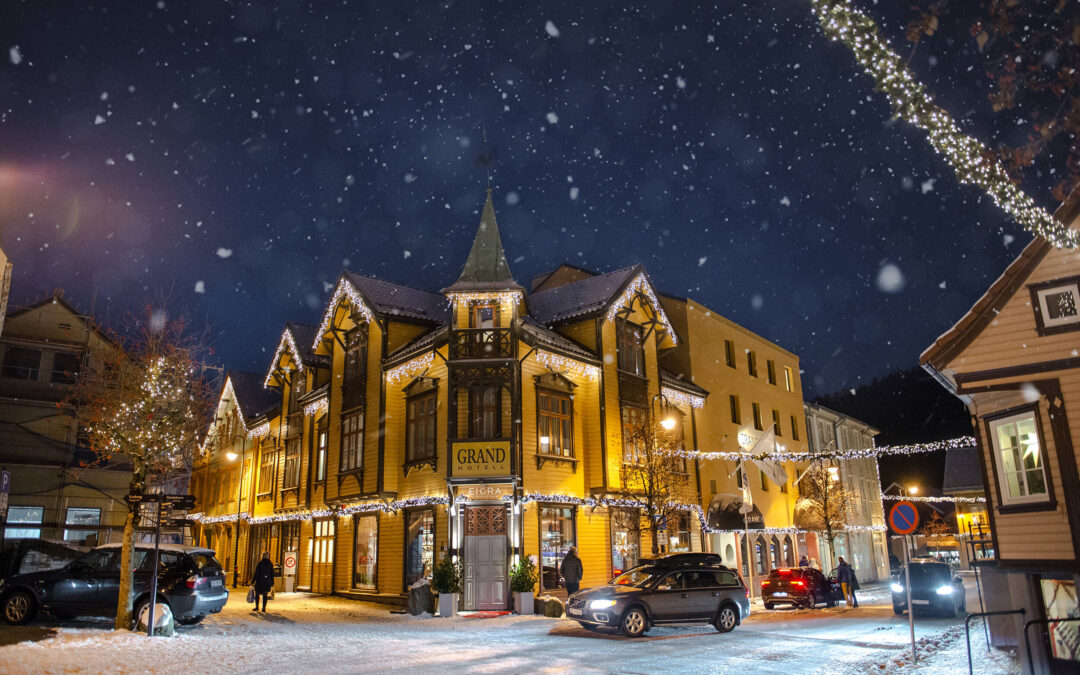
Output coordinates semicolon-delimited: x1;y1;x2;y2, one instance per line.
921;188;1080;372
442;190;523;293
265;322;327;387
344;272;449;323
228;371;279;421
519;317;598;362
527;265;640;325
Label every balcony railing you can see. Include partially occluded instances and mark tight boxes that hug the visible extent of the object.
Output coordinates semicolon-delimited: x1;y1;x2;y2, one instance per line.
618;370;648;405
450;328;513;360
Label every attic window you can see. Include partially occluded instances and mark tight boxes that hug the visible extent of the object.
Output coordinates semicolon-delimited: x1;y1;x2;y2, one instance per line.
1029;275;1080;336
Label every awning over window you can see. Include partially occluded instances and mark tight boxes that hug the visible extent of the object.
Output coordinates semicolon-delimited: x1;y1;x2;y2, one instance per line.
707;494;765;531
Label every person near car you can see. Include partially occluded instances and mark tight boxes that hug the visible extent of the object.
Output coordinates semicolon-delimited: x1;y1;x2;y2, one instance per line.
798;555;809;567
560;545;583;595
252;552;276;612
836;557;855;607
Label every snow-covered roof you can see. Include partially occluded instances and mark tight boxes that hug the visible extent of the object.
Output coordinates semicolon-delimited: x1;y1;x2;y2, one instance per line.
96;542;216;555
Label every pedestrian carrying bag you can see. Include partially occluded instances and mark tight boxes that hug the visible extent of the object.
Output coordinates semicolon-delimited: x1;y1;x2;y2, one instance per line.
246;587;256;604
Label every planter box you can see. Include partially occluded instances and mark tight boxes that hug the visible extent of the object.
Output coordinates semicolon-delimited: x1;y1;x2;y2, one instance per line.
437;592;457;618
513;591;534;615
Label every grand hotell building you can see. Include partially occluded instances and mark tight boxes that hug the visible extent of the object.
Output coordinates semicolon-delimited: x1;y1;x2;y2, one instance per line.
189;190;886;611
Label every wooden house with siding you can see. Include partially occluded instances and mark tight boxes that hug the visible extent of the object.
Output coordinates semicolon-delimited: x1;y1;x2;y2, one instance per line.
192;188;825;612
921;188;1080;672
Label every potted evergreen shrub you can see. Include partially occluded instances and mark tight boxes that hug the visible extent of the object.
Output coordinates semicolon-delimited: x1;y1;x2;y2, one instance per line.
431;555;462;618
509;555;538;615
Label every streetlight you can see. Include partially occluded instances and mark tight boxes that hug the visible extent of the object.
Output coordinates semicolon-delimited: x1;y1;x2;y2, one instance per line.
227;440;245;588
651;392;676;430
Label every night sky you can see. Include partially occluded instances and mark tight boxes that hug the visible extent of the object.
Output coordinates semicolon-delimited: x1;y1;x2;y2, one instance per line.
0;1;1062;398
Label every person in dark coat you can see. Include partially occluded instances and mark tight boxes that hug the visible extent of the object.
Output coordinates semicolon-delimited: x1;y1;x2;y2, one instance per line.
849;566;860;608
798;555;809;567
836;556;855;607
560;545;584;596
252;552;276;612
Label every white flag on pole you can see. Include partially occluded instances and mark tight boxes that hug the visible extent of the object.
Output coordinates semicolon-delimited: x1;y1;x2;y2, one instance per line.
750;426;789;488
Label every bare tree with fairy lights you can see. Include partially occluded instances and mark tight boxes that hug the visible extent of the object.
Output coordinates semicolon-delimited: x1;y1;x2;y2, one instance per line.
616;407;691;556
68;304;214;630
793;463;853;566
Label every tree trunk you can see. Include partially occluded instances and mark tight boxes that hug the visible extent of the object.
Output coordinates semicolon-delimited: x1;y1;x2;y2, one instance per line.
649;517;660;555
114;504;137;630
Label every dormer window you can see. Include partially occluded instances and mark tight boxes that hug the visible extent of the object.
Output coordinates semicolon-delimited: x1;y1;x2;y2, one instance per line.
471;303;499;329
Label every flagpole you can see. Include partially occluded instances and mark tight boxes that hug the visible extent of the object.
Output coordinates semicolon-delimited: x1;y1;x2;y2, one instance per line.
741;459;754;603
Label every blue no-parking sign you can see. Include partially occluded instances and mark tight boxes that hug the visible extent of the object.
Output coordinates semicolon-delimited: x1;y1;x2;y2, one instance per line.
888;500;919;535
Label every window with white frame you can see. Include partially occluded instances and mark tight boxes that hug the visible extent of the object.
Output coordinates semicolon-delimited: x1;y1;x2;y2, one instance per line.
1031;276;1080;333
6;506;44;539
989;410;1050;505
64;507;101;543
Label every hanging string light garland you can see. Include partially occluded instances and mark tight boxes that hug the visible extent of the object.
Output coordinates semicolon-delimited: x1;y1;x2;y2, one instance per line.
605;274;679;344
667;436;976;463
264;328;306;387
535;349;600;381
808;0;1079;250
385;352;436;384
302;395;328;418
313;278;377;351
661;386;705;410
881;494;986;504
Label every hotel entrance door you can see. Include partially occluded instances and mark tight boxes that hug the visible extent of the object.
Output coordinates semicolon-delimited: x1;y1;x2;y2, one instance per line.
463;506;508;610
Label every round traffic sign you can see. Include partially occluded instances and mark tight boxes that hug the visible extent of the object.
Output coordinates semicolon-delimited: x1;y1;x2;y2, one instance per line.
888;500;920;535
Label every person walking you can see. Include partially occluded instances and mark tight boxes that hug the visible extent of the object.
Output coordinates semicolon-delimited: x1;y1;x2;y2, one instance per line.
252;552;276;612
560;545;583;596
849;566;860;608
836;556;855;607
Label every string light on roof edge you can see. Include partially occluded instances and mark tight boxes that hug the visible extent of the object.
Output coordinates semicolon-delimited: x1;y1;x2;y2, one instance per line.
263;329;305;388
386;351;436;384
535;349;600;381
447;290;523;307
303;396;328;417
246;421;271;439
661;386;705;409
313;278;376;351
668;435;977;463
882;494;986;504
809;0;1079;250
605;274;679;344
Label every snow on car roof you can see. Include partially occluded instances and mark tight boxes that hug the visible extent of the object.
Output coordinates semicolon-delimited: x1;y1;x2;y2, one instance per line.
96;542;216;555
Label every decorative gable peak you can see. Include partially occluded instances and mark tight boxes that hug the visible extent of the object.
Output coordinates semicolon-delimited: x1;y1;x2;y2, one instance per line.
442;189;523;294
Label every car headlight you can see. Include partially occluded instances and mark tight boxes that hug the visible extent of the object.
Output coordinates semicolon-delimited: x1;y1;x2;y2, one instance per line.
936;585;954;595
589;599;618;610
891;583;904;593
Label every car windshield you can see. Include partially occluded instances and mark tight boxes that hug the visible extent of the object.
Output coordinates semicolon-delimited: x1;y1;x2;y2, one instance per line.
611;566;661;588
905;564;951;586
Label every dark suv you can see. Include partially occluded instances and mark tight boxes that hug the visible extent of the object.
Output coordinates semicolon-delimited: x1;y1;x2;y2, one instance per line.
891;559;965;617
566;553;750;637
0;543;228;626
761;567;842;609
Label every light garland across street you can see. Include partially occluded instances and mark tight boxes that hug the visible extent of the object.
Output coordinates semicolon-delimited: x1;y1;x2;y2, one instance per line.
808;0;1079;250
881;494;986;504
668;436;976;463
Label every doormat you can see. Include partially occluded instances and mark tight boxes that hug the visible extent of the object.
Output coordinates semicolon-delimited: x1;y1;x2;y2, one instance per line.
459;611;513;619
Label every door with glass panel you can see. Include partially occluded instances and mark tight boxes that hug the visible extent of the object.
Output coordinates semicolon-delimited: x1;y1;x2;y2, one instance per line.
311;518;335;593
463;506;508;610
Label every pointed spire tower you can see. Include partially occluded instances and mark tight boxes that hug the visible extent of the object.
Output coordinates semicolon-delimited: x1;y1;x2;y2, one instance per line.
443;190;523;294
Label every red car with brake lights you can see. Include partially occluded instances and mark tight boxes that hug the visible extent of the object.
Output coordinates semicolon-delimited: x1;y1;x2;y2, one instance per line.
761;567;841;610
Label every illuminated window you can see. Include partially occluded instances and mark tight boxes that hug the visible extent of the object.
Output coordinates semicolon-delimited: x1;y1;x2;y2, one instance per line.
538;390;573;458
783;366;794;392
988;410;1049;505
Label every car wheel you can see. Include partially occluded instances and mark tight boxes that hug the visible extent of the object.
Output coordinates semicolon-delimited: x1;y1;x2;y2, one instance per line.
619;606;649;637
2;590;36;625
714;605;738;633
133;597;172;632
175;615;205;626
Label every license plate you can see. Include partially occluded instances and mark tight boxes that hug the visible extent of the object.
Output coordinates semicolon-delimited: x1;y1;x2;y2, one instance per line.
912;599;930;605
773;592;788;597
211;579;222;588
567;607;582;616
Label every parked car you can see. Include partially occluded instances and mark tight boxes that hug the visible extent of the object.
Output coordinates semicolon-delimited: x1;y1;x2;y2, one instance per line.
566;552;750;637
761;567;842;609
891;558;966;617
0;543;228;626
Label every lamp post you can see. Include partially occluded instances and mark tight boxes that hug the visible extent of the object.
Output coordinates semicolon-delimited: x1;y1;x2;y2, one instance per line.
228;437;246;588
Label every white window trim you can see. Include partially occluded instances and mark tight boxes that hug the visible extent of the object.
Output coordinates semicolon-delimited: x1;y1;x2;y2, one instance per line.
989;410;1051;506
1036;281;1080;328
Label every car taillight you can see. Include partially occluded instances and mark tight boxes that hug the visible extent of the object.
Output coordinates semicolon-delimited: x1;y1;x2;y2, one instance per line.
186;575;207;589
793;580;804;586
761;580;769;586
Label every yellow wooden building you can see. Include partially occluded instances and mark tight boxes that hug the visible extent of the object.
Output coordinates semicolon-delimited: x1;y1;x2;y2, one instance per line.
192;189;827;609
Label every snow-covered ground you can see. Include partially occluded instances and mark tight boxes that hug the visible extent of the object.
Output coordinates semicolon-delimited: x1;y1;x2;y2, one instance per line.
0;583;1019;674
